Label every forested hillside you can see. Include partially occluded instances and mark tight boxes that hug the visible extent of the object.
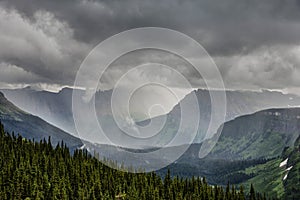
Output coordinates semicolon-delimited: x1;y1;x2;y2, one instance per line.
0;122;271;200
283;134;300;199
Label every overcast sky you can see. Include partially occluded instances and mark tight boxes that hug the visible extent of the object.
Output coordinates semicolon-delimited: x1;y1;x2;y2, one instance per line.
1;0;300;95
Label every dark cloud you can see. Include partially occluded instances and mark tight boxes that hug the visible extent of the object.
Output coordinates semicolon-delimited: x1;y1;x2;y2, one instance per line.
0;7;89;86
2;0;300;55
0;0;300;93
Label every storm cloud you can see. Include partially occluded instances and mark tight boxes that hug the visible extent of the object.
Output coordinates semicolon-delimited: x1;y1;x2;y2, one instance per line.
0;0;300;93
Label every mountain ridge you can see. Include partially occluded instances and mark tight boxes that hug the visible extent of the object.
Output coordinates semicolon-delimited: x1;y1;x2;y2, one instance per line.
0;91;82;150
3;87;300;146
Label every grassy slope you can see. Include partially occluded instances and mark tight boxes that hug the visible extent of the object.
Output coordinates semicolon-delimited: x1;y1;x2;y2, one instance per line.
284;136;300;199
212;132;285;160
241;158;285;199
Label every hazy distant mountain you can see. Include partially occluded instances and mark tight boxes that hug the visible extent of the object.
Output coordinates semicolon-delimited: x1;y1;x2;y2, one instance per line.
1;87;113;135
2;87;300;145
1;87;75;134
146;89;300;144
0;92;82;150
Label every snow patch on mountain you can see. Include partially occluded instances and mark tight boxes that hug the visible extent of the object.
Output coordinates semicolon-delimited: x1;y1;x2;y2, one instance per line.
279;158;288;167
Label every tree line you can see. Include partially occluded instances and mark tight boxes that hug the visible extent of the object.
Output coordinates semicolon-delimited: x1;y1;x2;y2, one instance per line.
0;122;275;199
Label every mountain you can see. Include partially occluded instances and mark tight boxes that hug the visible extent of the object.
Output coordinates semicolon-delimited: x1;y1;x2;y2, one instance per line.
282;133;300;199
1;88;299;198
157;108;300;190
232;133;300;199
150;89;300;144
208;108;300;160
0;92;82;150
86;106;300;198
2;87;300;146
69;107;300;182
0;87;79;134
0;87;113;135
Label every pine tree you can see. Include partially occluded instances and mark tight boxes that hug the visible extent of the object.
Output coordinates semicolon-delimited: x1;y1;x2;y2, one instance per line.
239;185;246;200
250;184;256;200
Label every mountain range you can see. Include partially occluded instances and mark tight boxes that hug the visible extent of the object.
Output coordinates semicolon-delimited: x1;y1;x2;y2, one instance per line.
2;87;300;146
1;88;300;198
158;108;300;199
